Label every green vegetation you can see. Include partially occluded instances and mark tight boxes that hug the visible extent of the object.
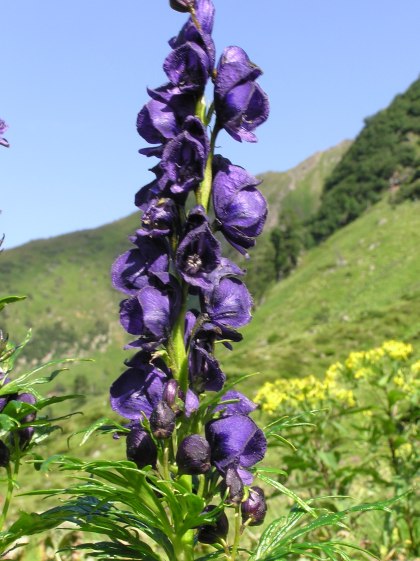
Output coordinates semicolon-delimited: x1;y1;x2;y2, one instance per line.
222;199;420;387
309;77;420;242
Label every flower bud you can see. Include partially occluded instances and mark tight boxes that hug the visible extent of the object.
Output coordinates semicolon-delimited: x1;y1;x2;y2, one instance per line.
241;486;267;526
0;440;10;468
126;427;158;469
17;393;37;448
176;434;211;475
162;379;182;415
220;466;244;504
197;505;229;544
169;0;194;13
150;401;176;439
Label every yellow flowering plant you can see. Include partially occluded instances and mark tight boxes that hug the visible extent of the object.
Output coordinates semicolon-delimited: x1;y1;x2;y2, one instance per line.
255;341;419;559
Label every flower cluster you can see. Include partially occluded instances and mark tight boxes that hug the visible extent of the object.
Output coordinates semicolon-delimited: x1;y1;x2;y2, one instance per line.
255;370;356;415
0;119;9;148
110;0;269;545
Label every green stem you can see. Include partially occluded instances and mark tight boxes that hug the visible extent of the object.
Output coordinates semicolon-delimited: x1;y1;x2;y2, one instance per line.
168;283;189;393
0;452;20;531
196;126;219;212
230;505;242;561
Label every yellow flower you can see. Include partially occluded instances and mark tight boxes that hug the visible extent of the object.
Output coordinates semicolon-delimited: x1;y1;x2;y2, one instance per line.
395;442;413;460
411;360;420;374
382;340;413;361
393;373;405;387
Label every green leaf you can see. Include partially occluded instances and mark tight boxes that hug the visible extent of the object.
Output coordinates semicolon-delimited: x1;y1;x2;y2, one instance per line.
257;473;317;517
0;295;26;312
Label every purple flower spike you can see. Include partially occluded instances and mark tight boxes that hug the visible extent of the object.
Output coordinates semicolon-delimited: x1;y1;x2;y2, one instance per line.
213;156;267;254
215;46;269;143
214;390;257;417
203;276;253;332
0;119;9;148
176;223;221;289
111;237;169;296
110;363;168;420
205;414;267;484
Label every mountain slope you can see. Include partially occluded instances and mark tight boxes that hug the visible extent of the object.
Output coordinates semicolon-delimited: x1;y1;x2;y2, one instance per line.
0;142;347;390
221;198;420;389
309;77;420;242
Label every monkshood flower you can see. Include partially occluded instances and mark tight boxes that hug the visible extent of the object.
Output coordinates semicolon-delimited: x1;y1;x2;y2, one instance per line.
201;276;253;338
214;46;269;142
119;272;181;349
176;434;211;474
137;198;178;238
111;237;169;296
176;222;221;289
126;425;158;469
213;155;267;255
205;414;267;484
17;392;37;449
196;505;229;545
160;117;209;196
110;358;169;420
241;486;267;526
214;390;257;417
0;119;9;148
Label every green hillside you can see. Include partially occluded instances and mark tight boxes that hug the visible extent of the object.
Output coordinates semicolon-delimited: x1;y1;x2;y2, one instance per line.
309;76;420;242
0;141;347;388
221;197;420;390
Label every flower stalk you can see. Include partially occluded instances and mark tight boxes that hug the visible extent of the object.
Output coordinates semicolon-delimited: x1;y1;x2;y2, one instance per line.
109;1;269;559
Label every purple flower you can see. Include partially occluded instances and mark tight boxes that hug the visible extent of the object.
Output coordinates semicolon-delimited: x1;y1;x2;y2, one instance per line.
126;426;158;469
176;434;211;475
215;46;269;142
110;361;168;420
212;156;267;254
150;400;176;439
185;388;200;417
164;42;211;93
119;273;181;349
176;223;221;289
17;393;37;448
111;237;169;296
241;486;267;526
196;505;229;545
202;276;252;334
205;414;267;484
161;117;209;195
137;198;179;238
0;119;9;148
189;335;226;392
136;98;179;146
214;390;257;417
220;465;244;504
169;0;216;69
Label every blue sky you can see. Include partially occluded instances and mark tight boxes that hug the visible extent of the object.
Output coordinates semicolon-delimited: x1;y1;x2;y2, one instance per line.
1;0;419;249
